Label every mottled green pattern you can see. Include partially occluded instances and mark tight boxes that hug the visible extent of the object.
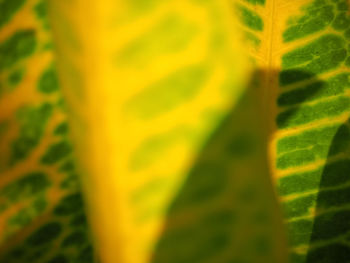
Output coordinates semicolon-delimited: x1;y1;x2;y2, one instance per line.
235;0;265;50
8;0;350;262
41;141;72;165
2;191;94;263
280;35;347;85
277;73;350;106
0;30;37;70
283;1;334;42
10;103;53;165
38;67;59;94
0;0;94;262
276;1;350;262
34;1;50;30
0;0;26;29
8;68;25;87
236;4;264;31
8;196;47;231
54;122;69;136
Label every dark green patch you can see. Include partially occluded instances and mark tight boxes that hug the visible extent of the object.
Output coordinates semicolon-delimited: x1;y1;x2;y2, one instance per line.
0;30;37;70
34;1;47;19
345;57;350;67
337;0;349;11
276;96;350;129
70;213;87;227
7;209;32;228
277;73;350;106
252;235;270;255
170;162;227;211
40;140;72;165
1;248;26;263
332;12;350;31
327;125;350;156
8;68;24;87
316;186;350;209
226;133;256;157
47;254;68;263
289;252;305;263
9;247;26;258
279;70;314;86
54;192;84;216
192;232;230;261
32;196;47;211
236;4;263;31
54;122;69;136
25;246;49;262
0;172;51;203
10;103;53;165
311;210;350;242
60;173;80;190
38;67;59;94
61;230;86;248
58;159;75;173
202;210;236;226
56;97;66;109
306;244;350;263
345;28;350;40
27;222;62;246
75;245;94;263
0;0;26;28
319;160;350;187
153;222;230;263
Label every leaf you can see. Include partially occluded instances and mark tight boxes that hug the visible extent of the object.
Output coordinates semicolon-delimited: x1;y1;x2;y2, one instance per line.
1;0;350;263
234;0;350;262
0;0;95;262
48;0;287;263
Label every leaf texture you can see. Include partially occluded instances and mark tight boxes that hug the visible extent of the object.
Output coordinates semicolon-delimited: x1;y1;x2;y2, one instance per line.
0;0;94;262
1;0;350;263
48;0;288;263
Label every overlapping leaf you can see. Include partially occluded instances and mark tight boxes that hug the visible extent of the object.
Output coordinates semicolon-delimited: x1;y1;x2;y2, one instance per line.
1;0;350;263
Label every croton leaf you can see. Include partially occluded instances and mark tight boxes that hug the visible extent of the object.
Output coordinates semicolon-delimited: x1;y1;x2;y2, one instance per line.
0;0;349;263
0;0;94;262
